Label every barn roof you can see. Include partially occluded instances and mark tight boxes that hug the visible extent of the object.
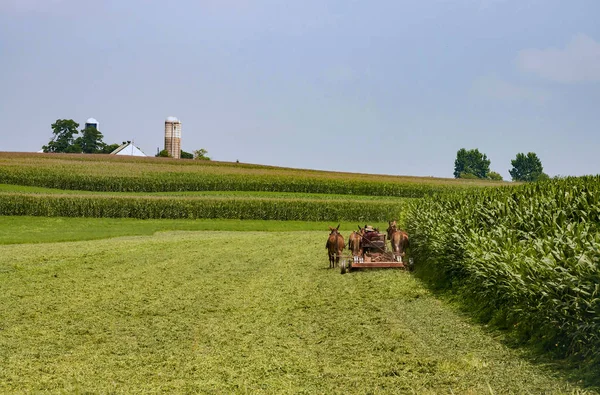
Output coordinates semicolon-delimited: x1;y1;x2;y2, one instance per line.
110;142;147;157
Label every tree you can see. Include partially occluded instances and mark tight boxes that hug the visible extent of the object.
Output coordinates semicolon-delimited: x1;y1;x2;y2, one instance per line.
509;152;545;182
181;150;193;159
42;119;80;153
75;126;105;153
102;143;120;154
156;149;171;158
453;148;490;179
488;171;503;181
458;172;479;179
193;149;211;160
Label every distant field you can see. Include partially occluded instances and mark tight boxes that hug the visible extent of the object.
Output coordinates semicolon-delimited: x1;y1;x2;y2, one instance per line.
0;184;413;201
0;152;509;197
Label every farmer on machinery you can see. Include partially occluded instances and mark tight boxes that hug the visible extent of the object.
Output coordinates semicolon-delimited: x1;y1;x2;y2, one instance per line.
363;225;378;241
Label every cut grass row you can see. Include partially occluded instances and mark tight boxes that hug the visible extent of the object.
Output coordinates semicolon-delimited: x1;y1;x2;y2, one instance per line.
0;152;509;196
0;230;591;393
0;216;386;245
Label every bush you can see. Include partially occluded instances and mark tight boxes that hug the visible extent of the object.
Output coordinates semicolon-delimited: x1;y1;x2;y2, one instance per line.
458;172;479;179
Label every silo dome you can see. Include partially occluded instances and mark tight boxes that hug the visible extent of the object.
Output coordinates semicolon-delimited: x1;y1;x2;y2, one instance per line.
166;116;179;122
86;118;98;124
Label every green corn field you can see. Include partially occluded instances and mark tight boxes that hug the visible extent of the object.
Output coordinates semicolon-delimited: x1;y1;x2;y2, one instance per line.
0;152;504;222
0;192;408;222
406;175;600;364
0;153;507;196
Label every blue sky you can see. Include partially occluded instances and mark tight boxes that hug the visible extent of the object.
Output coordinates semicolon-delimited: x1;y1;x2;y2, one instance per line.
1;0;599;179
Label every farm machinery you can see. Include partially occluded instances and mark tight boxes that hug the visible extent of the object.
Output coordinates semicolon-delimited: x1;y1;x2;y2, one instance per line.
340;228;410;274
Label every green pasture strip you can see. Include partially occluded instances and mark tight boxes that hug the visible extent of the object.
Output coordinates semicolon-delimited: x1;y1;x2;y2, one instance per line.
0;231;590;393
0;152;509;196
0;193;406;222
406;175;600;375
0;216;386;245
0;184;412;201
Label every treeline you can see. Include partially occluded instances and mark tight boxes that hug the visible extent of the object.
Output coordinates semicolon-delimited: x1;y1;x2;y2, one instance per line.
42;119;120;154
405;175;600;369
454;148;548;182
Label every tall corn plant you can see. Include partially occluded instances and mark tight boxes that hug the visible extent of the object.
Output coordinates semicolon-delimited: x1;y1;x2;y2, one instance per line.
406;176;600;363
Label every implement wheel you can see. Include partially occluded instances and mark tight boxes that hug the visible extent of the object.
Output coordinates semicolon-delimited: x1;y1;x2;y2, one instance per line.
340;259;347;274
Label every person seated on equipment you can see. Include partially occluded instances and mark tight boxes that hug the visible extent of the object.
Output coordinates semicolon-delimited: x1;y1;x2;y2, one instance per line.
364;225;377;240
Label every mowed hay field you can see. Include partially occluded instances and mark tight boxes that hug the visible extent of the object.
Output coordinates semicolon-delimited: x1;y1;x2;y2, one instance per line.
0;229;590;394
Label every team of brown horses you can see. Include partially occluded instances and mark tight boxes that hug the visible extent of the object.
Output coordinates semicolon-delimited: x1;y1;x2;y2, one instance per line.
325;221;409;268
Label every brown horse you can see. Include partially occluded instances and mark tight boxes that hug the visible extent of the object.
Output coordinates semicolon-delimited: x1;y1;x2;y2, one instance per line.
387;221;409;262
326;224;345;268
348;226;364;257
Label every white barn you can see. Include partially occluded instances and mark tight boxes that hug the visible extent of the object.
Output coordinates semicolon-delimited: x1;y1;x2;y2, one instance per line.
110;142;147;157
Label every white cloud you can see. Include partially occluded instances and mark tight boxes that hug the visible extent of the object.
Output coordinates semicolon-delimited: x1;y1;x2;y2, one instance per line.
516;34;600;83
471;75;551;104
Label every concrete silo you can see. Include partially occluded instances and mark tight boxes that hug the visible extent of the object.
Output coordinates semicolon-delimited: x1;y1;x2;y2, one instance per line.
164;116;181;159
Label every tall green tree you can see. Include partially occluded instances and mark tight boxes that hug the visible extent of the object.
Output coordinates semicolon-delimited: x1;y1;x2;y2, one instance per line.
453;148;491;179
75;126;105;153
509;152;545;182
42;119;80;153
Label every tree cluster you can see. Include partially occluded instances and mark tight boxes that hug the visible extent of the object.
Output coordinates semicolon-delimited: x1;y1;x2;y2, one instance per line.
155;149;210;160
42;119;119;154
454;148;548;182
43;119;211;161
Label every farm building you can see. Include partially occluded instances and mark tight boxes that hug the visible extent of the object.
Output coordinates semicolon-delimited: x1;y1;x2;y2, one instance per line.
85;118;99;130
164;116;182;159
110;142;147;157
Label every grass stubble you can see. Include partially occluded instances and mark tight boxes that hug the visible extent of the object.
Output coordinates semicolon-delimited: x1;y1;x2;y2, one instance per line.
0;230;592;394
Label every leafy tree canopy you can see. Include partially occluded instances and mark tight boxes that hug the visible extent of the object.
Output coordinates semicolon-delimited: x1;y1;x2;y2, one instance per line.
453;148;490;179
42;120;119;154
509;152;545;182
181;150;193;159
156;149;171;158
102;143;120;154
458;172;479;180
75;126;105;154
488;171;503;181
42;119;80;153
193;149;211;161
